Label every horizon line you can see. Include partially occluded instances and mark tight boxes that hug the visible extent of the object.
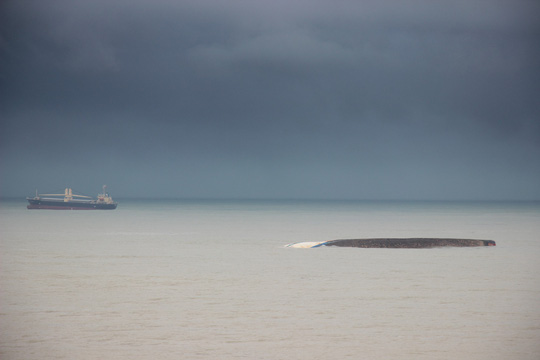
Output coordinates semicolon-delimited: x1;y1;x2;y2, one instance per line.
2;196;540;203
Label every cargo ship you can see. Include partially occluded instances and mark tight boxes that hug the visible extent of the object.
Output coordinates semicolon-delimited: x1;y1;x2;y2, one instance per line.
27;186;118;210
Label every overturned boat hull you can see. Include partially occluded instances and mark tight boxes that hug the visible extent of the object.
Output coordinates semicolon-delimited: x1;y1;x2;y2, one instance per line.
325;238;495;248
287;238;496;248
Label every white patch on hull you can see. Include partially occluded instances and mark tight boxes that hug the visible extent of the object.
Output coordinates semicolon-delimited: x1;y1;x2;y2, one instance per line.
285;241;327;248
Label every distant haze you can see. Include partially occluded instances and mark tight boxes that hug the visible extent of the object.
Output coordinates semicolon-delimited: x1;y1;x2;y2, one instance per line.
1;0;539;200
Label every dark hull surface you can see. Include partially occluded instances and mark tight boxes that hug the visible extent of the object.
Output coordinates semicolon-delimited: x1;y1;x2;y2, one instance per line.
325;238;496;248
27;199;117;210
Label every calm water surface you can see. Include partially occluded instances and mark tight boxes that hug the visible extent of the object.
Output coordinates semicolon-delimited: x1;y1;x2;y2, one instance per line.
1;199;539;359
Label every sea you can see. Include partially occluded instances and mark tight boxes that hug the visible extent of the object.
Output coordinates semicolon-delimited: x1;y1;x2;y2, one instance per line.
1;199;539;360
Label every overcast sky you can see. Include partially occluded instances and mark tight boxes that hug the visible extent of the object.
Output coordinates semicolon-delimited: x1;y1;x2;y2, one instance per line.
1;0;539;200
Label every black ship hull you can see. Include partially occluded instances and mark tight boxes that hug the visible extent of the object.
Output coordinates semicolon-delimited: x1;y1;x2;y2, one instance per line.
27;198;117;210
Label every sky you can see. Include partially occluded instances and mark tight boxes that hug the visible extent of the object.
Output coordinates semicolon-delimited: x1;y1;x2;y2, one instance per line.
1;0;539;200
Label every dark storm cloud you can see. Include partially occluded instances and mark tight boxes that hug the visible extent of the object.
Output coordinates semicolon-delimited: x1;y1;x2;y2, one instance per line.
1;0;539;199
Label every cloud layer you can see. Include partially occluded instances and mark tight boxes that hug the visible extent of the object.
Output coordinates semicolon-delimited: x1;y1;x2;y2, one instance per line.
1;0;539;199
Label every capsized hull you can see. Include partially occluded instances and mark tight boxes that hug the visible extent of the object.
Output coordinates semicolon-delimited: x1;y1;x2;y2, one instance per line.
286;238;496;248
324;238;496;248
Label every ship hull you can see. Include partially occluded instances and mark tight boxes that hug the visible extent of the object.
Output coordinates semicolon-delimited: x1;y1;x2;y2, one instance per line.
27;199;117;210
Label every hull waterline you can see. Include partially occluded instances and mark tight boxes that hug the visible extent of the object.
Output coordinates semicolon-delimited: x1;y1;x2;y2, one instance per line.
27;202;117;210
26;199;117;210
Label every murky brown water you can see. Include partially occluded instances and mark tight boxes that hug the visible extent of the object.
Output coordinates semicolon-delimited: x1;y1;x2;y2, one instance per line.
2;200;539;359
